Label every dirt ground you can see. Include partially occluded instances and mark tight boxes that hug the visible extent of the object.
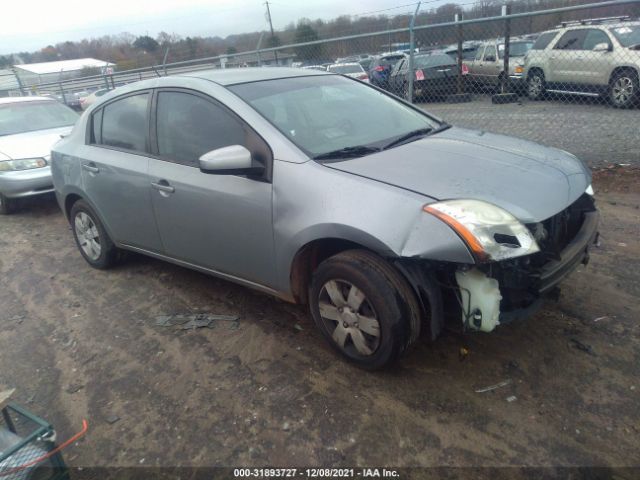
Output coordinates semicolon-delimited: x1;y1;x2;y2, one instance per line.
0;167;639;475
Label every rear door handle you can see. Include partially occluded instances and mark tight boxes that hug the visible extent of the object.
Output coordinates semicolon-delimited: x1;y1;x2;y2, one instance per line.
151;181;175;194
82;163;99;174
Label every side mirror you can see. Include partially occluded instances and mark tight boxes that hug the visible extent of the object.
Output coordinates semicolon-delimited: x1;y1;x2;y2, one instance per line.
199;145;264;176
592;42;612;52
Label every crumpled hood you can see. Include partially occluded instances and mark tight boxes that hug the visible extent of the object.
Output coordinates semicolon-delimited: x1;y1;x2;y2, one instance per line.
325;127;591;222
0;126;73;161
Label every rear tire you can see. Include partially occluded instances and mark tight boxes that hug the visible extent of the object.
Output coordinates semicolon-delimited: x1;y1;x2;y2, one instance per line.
0;193;14;215
527;70;546;100
309;249;420;370
609;70;639;109
70;199;118;269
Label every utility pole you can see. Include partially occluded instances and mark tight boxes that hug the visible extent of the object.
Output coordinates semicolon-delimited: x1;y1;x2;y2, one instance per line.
264;1;279;65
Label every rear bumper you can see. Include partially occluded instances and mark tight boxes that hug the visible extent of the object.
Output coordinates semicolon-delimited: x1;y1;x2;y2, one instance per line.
0;167;54;199
415;78;459;94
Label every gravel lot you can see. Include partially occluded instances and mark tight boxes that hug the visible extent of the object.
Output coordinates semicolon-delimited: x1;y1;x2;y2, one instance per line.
0;167;639;476
423;96;639;168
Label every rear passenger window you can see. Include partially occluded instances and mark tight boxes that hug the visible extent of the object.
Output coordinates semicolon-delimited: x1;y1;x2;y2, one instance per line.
583;29;611;50
100;93;149;152
474;46;485;60
156;91;248;167
532;32;558;50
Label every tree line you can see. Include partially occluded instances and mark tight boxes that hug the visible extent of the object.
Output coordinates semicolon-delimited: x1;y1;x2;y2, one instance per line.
1;0;637;70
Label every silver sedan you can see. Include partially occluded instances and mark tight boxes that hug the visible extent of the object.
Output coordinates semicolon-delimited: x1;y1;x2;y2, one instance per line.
51;68;598;369
0;97;77;214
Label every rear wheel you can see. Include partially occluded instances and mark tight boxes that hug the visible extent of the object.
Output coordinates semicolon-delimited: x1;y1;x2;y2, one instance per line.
70;199;118;269
527;70;546;100
309;249;420;370
609;70;639;108
0;193;14;215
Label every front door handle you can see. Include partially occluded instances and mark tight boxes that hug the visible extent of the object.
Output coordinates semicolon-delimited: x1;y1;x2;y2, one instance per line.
82;163;99;174
151;180;175;194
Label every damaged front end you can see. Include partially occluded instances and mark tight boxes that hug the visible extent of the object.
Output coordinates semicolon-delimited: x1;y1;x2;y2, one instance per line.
398;192;598;338
454;193;599;333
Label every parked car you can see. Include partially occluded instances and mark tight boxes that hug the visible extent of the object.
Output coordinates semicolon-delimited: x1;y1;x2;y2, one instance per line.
388;53;462;100
80;88;111;110
302;65;328;71
466;39;534;91
0;97;78;214
368;53;406;89
52;68;598;369
326;63;369;82
524;18;640;107
442;41;483;62
42;91;87;111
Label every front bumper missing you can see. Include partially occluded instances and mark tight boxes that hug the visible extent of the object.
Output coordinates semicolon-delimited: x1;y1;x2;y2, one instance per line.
538;210;599;294
457;209;599;331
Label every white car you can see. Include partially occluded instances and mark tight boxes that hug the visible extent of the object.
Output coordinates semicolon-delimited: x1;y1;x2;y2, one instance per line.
0;97;78;214
326;63;370;82
79;88;111;110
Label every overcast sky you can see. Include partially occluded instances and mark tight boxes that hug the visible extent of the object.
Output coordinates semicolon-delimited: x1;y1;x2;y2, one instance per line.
1;0;448;55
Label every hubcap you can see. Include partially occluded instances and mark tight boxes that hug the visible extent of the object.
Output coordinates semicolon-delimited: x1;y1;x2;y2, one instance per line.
318;280;380;356
612;77;634;105
74;212;101;261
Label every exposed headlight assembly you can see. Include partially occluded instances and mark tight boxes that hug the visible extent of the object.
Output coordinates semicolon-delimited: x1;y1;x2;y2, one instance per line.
424;199;540;262
0;157;47;172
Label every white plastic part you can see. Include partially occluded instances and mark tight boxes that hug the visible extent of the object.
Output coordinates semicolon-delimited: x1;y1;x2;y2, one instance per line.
455;268;502;332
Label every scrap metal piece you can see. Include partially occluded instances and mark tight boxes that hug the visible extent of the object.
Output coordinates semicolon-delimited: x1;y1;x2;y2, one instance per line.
475;379;512;393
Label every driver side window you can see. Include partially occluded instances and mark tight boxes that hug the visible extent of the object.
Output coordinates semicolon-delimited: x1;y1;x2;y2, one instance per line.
156;91;250;167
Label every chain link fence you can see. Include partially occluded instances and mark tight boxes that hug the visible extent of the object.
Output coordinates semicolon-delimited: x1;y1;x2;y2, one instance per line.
3;0;639;166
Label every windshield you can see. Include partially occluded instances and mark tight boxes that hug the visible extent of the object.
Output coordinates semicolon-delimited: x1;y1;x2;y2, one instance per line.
498;41;534;58
0;100;78;136
414;54;456;68
378;55;404;67
328;64;363;74
229;75;439;158
609;25;640;47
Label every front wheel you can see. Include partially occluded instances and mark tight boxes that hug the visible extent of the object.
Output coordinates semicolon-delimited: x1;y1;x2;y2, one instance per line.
309;250;420;370
527;70;546;100
70;199;118;269
0;193;15;215
609;70;639;108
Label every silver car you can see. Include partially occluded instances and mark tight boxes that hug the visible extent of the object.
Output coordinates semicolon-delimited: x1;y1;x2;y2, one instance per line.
51;68;599;369
524;18;640;107
0;97;78;214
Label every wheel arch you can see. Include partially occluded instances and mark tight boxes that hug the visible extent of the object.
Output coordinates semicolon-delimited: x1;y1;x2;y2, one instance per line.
609;65;639;84
289;237;381;305
62;190;118;244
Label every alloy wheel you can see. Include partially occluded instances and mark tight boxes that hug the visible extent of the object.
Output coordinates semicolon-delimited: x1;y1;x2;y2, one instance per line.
317;279;380;356
528;75;543;97
612;76;634;107
74;211;102;261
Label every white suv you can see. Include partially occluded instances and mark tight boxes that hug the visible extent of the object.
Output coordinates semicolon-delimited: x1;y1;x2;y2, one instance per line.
524;17;640;108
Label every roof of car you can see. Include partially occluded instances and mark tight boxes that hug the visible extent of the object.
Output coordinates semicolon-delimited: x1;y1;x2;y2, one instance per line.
328;63;362;67
0;96;56;105
543;19;640;33
180;67;330;85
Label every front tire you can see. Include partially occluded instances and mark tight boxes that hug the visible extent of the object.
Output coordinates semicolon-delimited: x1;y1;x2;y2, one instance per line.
609;70;639;109
527;70;546;100
70;199;118;269
309;250;420;370
0;193;15;215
